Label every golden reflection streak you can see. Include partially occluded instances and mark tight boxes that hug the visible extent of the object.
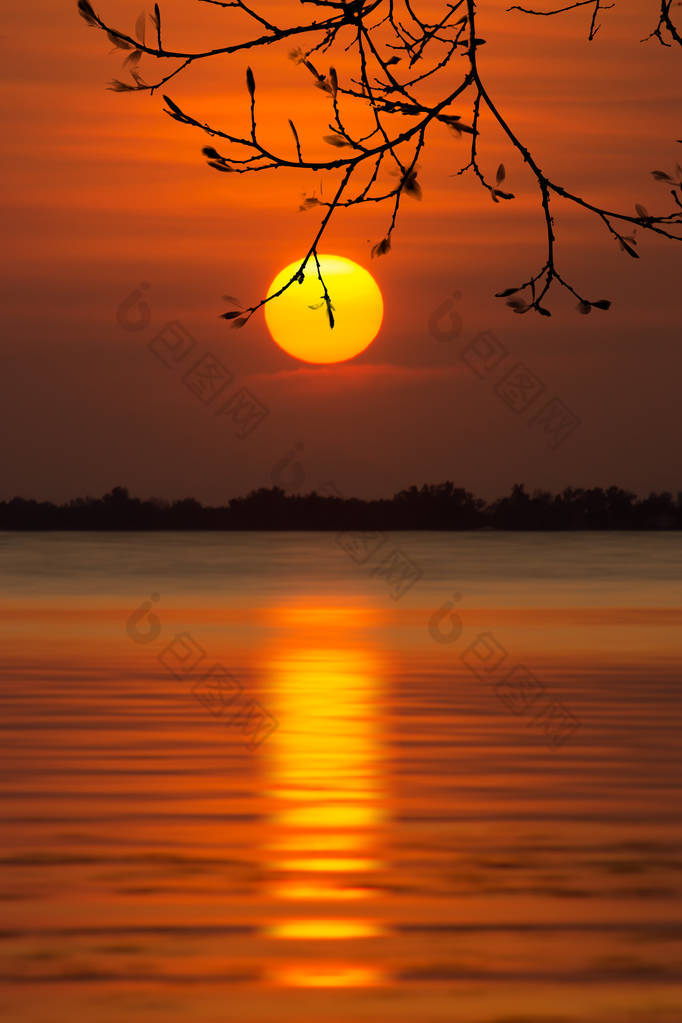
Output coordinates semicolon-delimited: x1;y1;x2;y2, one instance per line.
263;639;387;987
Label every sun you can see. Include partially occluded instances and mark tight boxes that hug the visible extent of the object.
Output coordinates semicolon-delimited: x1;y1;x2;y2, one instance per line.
264;255;383;364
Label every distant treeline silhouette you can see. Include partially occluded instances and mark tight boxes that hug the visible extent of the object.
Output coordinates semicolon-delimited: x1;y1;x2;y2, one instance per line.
1;483;681;530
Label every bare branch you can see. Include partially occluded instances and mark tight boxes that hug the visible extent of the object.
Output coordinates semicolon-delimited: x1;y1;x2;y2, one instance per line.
79;0;681;323
507;1;614;40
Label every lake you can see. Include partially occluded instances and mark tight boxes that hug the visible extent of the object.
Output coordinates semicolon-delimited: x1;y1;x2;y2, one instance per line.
1;532;681;1022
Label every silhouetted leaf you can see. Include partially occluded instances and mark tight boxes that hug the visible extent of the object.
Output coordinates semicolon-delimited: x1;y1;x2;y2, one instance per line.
108;78;136;91
207;160;232;172
135;11;146;44
577;301;591;315
222;295;242;307
618;237;639;258
329;66;338;98
230;316;248;328
308;301;324;310
202;146;221;160
592;299;612;310
163;94;182;114
385;56;400;65
246;66;256;97
496;163;505;184
323;134;351;147
651;170;673;182
288;119;301;154
537;306;551;317
77;0;98;27
123;49;142;67
221;310;243;320
107;30;133;50
163;94;191;123
496;287;520;297
301;57;329;93
371;236;391;257
635;203;649;220
403;170;422;199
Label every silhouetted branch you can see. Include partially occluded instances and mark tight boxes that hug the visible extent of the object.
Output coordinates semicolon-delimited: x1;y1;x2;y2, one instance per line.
507;1;614;40
510;0;682;46
646;0;682;46
78;0;681;322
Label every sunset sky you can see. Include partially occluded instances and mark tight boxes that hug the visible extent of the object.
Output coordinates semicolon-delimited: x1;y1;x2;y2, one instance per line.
2;0;680;502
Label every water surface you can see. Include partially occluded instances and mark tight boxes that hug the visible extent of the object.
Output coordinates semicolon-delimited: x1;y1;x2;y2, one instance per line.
1;532;681;1022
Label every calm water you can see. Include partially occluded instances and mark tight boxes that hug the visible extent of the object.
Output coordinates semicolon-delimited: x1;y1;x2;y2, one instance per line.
1;532;681;1022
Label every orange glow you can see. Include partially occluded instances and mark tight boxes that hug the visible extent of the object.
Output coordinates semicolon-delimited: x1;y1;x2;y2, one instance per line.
271;965;384;988
269;882;375;901
272;857;380;873
263;642;386;986
267;919;382;940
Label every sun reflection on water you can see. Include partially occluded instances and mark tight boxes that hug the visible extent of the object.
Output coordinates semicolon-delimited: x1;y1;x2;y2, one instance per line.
263;639;387;987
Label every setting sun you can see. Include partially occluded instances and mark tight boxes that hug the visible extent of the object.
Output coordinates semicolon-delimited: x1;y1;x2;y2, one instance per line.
264;255;383;364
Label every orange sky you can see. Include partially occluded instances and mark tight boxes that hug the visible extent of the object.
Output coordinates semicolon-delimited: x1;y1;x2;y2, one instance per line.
1;0;681;501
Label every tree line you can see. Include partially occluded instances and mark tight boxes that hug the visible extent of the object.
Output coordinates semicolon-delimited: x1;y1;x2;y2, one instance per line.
1;483;681;530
